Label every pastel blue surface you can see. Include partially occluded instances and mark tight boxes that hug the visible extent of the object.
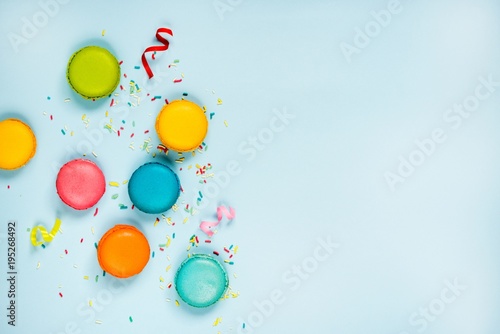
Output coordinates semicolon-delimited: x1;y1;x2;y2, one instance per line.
128;162;180;214
175;254;228;308
1;1;500;334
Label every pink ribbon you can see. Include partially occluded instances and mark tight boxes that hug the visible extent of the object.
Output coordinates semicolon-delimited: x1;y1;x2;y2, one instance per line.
200;206;236;237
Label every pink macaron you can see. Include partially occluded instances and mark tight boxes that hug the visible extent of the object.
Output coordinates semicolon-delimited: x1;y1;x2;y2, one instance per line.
56;159;106;210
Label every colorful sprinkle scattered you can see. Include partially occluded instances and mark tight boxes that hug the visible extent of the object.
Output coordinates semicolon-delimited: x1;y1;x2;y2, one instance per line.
213;317;222;326
157;144;168;154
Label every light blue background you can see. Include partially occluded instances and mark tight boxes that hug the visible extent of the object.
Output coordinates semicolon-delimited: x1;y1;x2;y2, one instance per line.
1;0;500;333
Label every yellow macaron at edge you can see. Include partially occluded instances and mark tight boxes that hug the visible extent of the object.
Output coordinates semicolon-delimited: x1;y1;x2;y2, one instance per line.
0;118;36;170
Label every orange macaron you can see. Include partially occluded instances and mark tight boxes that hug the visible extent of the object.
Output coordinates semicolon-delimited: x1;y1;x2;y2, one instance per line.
97;225;150;278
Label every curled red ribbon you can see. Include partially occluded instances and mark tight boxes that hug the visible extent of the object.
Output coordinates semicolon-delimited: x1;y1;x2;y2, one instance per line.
141;27;173;79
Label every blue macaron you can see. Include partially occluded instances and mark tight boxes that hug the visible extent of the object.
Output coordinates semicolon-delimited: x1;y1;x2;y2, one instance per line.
175;254;229;308
128;162;180;214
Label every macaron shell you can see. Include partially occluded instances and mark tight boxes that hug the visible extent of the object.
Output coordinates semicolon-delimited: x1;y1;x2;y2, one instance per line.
128;162;180;214
155;100;208;152
97;225;150;278
67;46;120;99
0;118;36;170
175;254;229;308
56;159;106;210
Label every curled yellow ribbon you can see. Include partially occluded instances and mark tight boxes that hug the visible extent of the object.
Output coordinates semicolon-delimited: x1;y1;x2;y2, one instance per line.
30;218;62;246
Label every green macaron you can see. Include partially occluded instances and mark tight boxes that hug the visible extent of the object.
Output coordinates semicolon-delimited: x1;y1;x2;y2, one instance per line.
66;46;120;99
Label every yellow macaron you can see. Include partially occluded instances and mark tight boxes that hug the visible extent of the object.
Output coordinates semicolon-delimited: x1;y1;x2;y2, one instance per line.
0;118;36;170
155;100;208;152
